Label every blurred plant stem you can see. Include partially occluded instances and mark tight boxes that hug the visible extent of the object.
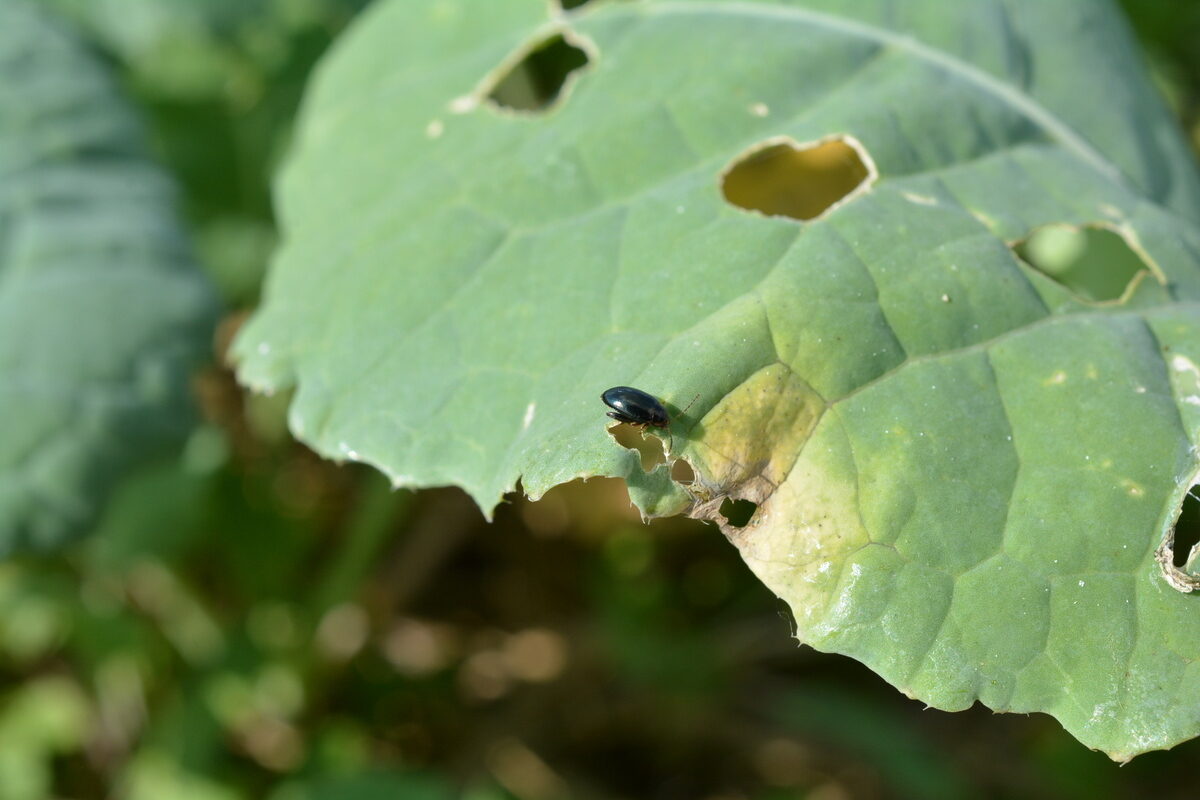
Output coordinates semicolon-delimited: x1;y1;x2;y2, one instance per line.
309;474;412;618
377;490;483;613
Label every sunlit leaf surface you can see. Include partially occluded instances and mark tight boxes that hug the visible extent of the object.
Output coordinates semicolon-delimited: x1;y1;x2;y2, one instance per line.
235;0;1200;759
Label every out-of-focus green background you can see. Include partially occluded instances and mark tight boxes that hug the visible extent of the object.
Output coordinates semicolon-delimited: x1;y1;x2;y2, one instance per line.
5;2;1200;798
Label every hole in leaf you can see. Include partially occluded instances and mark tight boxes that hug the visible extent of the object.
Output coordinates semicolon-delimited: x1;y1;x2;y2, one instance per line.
607;423;666;472
670;459;695;484
718;497;758;528
1012;224;1149;303
720;136;874;221
487;33;589;112
1172;488;1200;569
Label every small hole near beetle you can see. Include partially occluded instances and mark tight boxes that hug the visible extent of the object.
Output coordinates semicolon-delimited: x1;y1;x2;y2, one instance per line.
1171;489;1200;570
719;497;758;528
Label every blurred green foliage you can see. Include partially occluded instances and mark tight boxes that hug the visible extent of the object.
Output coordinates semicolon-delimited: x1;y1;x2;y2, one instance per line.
46;0;370;306
3;1;1200;798
0;0;219;552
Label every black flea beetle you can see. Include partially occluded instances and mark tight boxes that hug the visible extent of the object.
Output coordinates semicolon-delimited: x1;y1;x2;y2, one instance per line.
601;386;696;451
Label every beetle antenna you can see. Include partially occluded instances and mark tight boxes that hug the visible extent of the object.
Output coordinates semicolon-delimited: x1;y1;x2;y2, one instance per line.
667;393;700;455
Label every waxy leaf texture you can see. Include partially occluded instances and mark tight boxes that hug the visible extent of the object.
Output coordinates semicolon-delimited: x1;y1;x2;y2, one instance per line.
235;0;1200;758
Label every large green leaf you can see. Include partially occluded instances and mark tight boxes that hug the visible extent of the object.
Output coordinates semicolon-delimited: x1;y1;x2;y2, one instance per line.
233;0;1200;759
0;1;218;551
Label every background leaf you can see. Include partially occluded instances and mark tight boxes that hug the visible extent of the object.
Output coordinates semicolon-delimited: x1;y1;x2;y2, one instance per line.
0;0;218;551
234;0;1200;759
267;772;455;800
